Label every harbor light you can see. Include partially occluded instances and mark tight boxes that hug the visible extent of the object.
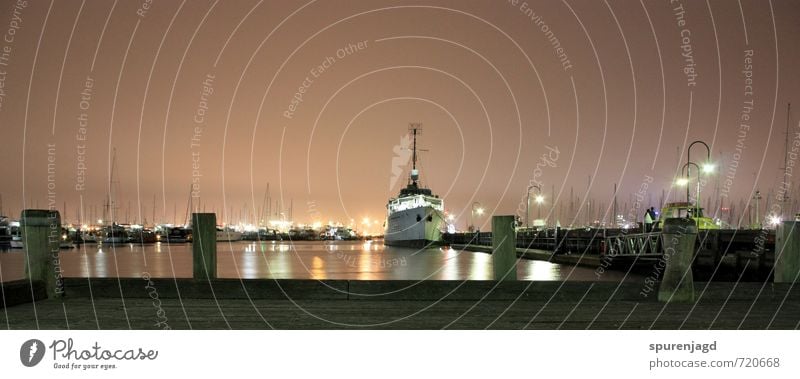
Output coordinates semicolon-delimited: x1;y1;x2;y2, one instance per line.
769;215;781;227
476;207;484;216
447;214;455;222
535;195;544;204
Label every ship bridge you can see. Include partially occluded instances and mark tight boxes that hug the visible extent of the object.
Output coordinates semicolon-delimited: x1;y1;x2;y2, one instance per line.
387;193;443;214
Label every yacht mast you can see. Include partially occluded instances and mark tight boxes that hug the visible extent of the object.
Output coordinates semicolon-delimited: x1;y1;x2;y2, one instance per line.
783;103;791;218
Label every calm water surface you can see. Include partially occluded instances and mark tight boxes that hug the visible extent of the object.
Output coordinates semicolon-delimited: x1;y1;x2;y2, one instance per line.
0;240;638;281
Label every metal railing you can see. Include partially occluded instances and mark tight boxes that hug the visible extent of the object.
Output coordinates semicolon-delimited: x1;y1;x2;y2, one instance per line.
603;231;662;257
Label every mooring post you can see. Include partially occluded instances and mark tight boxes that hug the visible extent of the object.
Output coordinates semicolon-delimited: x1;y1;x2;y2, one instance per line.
192;213;217;280
21;209;63;298
492;215;517;281
775;221;800;283
658;218;696;302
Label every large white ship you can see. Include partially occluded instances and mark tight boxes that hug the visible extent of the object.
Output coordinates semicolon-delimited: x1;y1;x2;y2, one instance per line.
384;125;444;248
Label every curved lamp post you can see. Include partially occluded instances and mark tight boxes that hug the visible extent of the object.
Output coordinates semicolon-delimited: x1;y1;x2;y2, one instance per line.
688;140;714;174
686;140;715;218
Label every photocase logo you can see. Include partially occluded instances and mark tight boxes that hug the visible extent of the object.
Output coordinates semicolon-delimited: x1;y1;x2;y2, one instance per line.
389;133;412;190
20;339;45;367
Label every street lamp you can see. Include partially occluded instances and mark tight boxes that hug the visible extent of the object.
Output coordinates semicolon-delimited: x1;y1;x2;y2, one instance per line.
688;140;715;210
688;141;712;171
535;194;545;221
525;184;542;228
471;202;484;232
681;161;709;218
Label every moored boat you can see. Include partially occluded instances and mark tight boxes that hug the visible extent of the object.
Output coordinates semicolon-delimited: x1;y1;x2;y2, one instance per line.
384;125;444;248
216;226;243;242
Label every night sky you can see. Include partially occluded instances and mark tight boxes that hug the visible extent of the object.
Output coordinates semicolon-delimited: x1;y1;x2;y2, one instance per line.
1;0;799;228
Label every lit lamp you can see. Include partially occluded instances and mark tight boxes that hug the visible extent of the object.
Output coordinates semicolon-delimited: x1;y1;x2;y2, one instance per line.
471;202;484;232
525;184;543;228
535;194;545;222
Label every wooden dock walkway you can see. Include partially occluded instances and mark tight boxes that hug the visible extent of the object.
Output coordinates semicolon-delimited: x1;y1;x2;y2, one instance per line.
1;279;798;329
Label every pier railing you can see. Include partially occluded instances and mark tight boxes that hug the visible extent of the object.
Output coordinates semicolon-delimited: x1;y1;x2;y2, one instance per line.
444;227;610;255
443;227;777;263
603;231;661;257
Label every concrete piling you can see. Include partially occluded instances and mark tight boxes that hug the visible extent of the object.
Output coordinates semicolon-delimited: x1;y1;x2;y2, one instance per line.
21;209;63;298
492;215;517;281
192;213;217;280
658;218;696;303
775;221;800;283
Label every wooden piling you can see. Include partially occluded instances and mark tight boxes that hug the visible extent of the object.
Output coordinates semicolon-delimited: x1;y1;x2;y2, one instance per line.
775;221;800;283
658;218;696;303
21;209;63;298
492;215;517;281
192;213;217;280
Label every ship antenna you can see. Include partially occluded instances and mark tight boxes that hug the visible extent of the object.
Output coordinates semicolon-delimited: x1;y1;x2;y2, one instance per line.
412;128;417;172
409;123;422;186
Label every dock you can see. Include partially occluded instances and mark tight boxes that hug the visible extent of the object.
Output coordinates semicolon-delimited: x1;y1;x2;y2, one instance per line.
1;278;798;329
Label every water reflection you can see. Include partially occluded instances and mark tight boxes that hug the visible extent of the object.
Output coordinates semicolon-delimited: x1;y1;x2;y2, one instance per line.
0;241;639;281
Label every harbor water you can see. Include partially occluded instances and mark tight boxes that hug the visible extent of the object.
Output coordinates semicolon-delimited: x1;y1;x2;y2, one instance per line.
0;240;639;282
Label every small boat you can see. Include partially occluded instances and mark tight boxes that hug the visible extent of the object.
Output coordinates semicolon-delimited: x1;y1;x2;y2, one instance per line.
216;227;243;242
0;216;11;248
128;227;158;244
9;221;22;248
242;228;279;241
162;226;191;243
653;201;719;231
59;227;75;249
102;224;129;245
77;229;99;244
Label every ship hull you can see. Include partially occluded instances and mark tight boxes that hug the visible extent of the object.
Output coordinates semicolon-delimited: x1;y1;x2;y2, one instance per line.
384;205;443;247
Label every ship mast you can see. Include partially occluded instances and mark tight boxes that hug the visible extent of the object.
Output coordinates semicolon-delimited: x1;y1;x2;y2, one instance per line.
408;123;422;186
412;128;417;173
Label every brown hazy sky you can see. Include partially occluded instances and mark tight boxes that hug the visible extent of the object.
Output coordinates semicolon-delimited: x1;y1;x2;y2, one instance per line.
1;0;799;227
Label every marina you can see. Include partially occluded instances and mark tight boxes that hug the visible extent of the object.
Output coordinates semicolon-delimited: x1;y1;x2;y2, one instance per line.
1;2;800;376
